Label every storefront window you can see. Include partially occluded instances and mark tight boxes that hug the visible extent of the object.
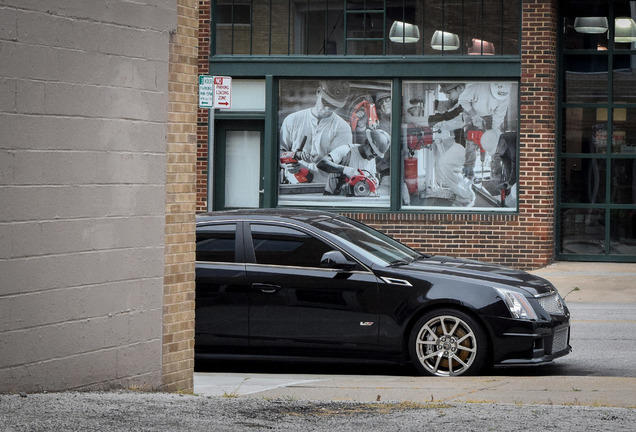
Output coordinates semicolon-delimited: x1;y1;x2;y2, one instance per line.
277;79;392;208
558;0;636;260
401;81;519;210
214;0;520;56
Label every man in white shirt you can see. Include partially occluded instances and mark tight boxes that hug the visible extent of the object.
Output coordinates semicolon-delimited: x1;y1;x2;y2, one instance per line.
281;80;353;184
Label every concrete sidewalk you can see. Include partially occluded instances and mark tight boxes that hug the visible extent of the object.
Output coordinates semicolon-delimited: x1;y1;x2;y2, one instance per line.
194;372;636;408
529;261;636;303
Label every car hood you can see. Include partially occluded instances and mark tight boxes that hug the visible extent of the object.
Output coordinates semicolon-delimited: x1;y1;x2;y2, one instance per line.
385;255;556;296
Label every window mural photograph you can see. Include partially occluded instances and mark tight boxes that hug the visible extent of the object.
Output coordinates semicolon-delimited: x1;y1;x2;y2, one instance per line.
401;81;519;211
278;79;392;208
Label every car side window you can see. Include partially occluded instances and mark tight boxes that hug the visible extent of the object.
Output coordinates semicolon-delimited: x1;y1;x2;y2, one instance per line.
196;224;236;263
250;224;333;268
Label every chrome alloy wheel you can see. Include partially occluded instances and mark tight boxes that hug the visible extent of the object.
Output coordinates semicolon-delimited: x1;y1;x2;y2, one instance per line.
414;314;478;376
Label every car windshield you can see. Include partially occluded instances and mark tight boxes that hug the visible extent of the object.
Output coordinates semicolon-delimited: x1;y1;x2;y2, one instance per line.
313;216;423;267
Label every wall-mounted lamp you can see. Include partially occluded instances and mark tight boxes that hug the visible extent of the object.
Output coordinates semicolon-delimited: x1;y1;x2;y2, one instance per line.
468;38;495;55
431;30;459;51
615;17;636;43
389;21;420;43
573;17;608;34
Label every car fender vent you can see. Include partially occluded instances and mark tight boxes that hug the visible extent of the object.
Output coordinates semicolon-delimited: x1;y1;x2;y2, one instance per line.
380;277;412;287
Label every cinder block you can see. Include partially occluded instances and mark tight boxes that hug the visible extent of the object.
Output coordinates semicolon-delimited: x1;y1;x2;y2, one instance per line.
0;115;167;153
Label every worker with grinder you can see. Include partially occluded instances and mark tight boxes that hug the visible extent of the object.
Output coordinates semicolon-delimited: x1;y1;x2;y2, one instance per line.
281;80;352;184
317;129;390;196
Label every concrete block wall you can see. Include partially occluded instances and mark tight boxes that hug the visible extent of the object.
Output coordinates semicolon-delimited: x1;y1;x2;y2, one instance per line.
0;0;175;392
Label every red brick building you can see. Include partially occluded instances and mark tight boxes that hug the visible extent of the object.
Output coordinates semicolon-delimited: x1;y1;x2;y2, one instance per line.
196;0;636;268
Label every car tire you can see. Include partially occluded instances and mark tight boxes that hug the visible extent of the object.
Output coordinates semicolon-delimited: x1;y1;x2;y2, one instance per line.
408;308;488;377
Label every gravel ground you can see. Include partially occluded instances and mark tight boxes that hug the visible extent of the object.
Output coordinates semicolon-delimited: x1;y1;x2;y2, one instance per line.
1;391;635;431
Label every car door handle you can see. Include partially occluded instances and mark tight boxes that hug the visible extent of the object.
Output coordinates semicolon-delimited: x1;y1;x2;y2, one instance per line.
252;283;281;293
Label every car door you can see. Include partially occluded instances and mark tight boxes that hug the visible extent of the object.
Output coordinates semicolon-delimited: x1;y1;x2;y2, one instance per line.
244;221;380;354
195;222;249;353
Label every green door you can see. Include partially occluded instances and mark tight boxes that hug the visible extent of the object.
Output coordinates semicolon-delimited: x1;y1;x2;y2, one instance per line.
213;120;265;210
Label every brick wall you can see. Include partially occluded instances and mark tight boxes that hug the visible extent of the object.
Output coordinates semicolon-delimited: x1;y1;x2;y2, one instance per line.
197;0;211;212
163;0;199;393
347;0;558;270
196;0;558;270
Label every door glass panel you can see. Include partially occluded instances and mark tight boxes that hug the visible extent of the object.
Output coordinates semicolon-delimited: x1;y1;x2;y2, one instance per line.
611;159;636;204
562;107;611;154
562;0;609;50
560;158;606;204
612;0;636;50
564;54;608;103
560;208;606;255
611;108;636;153
250;224;333;267
611;209;636;254
225;130;261;208
613;55;636;104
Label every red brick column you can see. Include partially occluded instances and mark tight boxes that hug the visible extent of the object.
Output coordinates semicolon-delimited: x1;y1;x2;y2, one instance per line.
197;0;211;212
518;0;558;265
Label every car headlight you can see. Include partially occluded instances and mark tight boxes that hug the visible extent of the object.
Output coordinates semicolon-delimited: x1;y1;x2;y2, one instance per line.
494;287;538;320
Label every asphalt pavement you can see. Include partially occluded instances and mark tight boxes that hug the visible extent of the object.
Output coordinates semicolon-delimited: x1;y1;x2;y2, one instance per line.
1;262;635;431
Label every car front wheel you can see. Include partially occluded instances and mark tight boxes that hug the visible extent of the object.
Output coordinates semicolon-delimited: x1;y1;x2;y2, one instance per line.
409;309;488;377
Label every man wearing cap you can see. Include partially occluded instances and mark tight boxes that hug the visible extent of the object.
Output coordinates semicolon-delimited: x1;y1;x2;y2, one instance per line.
281;80;353;184
458;82;512;180
428;82;467;143
317;129;390;195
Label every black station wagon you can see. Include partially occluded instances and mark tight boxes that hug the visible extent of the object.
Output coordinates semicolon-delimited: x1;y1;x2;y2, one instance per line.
195;209;571;376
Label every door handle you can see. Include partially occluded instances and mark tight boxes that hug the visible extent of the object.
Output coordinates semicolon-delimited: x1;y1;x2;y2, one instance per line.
252;283;281;293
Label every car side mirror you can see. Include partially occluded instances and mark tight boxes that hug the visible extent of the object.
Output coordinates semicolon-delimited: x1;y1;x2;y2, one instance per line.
320;250;356;271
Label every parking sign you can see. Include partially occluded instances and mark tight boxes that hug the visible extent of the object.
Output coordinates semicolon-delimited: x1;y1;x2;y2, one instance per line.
213;76;232;109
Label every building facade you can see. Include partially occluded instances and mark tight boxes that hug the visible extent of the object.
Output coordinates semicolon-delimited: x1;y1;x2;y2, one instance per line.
197;0;636;267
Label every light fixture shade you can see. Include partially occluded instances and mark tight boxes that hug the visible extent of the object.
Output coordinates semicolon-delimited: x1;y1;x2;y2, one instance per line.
389;21;420;43
468;38;495;55
574;16;608;34
615;17;636;43
431;30;459;51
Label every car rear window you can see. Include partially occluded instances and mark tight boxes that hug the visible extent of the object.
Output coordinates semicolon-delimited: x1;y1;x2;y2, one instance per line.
196;224;236;263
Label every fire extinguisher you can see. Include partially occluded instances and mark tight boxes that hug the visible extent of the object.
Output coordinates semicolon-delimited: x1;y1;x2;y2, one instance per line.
404;157;418;195
404;125;435;195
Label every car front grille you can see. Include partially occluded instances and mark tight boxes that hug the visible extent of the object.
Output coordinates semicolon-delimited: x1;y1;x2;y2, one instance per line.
552;327;569;353
536;293;565;316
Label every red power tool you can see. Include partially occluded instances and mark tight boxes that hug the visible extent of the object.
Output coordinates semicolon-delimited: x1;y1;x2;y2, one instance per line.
344;169;378;197
280;136;313;183
350;100;379;131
